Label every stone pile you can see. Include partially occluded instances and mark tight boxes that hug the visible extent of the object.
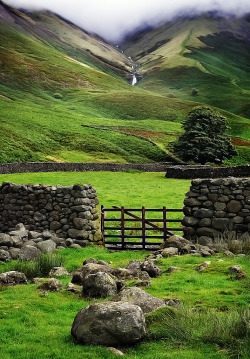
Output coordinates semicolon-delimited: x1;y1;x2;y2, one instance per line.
0;182;99;242
0;223;94;262
182;178;250;243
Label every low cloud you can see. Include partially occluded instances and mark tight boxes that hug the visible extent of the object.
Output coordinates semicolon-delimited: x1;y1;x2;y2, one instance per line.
3;0;250;42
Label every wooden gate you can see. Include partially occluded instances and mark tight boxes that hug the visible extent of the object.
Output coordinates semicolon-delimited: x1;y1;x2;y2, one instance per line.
101;206;183;250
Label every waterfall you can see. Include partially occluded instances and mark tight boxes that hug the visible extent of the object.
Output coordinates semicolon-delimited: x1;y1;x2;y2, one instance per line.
132;75;137;86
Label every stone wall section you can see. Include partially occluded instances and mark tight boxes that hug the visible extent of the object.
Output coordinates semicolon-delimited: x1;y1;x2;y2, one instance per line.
182;178;250;243
0;182;99;243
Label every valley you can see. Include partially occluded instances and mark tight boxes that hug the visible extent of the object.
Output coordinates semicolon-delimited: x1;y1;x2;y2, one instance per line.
0;1;250;165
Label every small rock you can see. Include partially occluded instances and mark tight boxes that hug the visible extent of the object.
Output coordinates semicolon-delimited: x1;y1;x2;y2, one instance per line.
0;271;27;286
165;298;181;308
166;266;180;274
108;347;124;356
0;249;11;262
82;272;121;298
49;267;70;277
38;278;63;292
223;250;234;257
161;247;178;257
141;260;162;278
195;261;211;271
67;282;82;294
229;265;246;279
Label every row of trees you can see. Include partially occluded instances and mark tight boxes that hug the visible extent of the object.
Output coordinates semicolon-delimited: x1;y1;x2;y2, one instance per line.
173;106;236;164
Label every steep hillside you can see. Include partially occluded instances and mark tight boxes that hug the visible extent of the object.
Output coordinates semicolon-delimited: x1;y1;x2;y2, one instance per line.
122;13;250;119
0;2;249;165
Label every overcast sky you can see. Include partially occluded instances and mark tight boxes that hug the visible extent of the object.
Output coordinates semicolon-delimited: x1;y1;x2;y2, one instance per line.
4;0;250;42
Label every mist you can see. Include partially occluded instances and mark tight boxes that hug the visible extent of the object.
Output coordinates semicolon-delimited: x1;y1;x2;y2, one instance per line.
3;0;250;42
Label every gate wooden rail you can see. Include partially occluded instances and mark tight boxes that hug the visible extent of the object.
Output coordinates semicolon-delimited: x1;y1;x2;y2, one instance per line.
101;206;183;250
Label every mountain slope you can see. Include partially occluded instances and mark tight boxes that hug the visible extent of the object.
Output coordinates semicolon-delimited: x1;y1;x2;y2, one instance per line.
122;13;250;118
0;2;249;165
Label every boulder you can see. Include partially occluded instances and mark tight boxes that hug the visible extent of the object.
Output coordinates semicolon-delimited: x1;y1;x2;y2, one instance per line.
0;233;13;247
71;302;146;346
82;272;122;298
161;247;178;257
38;278;63;292
36;240;56;253
18;245;41;261
113;287;165;314
71;262;111;285
141;260;162;278
160;235;192;251
0;271;27;286
67;282;82;294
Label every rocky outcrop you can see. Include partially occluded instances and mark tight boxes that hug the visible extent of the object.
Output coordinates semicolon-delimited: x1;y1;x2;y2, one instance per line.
71;302;146;346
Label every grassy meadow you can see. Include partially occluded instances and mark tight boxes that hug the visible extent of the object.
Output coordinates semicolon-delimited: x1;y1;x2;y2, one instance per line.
0;172;249;358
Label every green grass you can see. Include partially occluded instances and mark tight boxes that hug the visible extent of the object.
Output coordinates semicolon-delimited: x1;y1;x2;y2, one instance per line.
0;247;249;359
0;172;190;209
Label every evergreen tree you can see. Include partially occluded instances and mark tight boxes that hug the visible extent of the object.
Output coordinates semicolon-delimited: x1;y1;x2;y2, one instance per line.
173;106;236;164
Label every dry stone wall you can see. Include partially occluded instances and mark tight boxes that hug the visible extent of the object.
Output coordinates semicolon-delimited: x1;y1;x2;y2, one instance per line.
182;178;250;243
0;182;99;243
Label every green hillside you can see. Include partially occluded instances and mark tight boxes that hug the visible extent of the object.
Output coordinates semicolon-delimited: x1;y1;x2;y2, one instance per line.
0;2;249;164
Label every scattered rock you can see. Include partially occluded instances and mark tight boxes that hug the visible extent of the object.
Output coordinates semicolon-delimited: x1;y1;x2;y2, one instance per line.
165;298;181;308
108;347;124;356
166;266;180;274
38;278;63;292
67;282;82;294
223;250;234;257
71;302;146;346
161;247;178;257
49;267;70;277
71;262;112;285
18;245;41;261
141;260;162;278
113;287;165;314
229;265;246;279
0;249;11;262
36;240;57;253
0;271;27;286
82;272;122;298
195;261;211;271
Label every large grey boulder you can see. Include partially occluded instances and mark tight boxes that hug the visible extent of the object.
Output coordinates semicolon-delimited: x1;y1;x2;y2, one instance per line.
71;302;146;346
0;271;27;285
18;245;41;261
82;272;122;298
112;287;165;314
36;240;56;253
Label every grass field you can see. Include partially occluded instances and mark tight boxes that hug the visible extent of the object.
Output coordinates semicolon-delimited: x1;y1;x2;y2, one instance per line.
0;171;190;208
0;247;249;359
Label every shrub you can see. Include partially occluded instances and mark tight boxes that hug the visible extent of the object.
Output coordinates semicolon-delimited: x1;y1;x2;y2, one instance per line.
14;252;65;280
